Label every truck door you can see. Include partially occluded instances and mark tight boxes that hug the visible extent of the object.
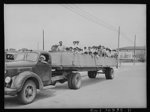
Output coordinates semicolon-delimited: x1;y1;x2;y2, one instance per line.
34;53;52;86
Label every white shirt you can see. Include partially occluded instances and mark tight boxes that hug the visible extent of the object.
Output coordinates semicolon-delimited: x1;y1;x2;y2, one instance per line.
91;48;95;53
106;50;111;57
111;51;115;57
57;45;66;51
102;48;106;53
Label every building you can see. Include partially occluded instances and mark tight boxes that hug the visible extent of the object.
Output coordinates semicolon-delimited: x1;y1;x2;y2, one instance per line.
118;46;146;62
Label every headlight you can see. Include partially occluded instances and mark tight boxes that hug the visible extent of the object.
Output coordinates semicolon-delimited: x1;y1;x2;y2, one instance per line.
5;77;11;83
5;70;6;74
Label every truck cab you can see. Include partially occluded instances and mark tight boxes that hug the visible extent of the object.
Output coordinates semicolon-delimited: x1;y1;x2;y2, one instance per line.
5;50;52;104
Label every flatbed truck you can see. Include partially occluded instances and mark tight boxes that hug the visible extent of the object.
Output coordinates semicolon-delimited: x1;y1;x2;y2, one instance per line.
5;50;117;104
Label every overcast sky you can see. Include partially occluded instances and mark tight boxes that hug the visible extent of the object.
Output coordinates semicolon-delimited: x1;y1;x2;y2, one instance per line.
4;4;146;51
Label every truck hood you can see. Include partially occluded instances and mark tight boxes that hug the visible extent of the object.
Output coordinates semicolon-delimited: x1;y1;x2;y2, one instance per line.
5;61;36;77
5;61;36;69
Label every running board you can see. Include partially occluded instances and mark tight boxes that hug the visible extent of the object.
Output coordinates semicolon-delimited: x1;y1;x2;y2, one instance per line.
51;75;66;82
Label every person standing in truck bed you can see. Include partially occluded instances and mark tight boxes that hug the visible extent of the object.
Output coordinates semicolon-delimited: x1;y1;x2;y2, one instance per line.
98;45;102;57
57;41;66;51
83;47;88;54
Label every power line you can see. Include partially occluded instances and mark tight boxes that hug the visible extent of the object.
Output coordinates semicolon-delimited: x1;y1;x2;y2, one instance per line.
61;4;134;44
61;4;117;32
72;4;118;32
72;4;134;44
120;32;134;43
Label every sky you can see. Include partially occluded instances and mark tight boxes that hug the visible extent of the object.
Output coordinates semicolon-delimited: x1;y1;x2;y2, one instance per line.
4;4;146;51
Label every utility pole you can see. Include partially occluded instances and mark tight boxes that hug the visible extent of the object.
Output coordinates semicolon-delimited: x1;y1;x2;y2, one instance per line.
134;35;136;65
117;26;120;68
43;29;44;50
37;42;39;50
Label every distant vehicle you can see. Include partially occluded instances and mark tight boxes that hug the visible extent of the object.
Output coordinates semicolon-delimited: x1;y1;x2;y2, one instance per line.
5;50;117;104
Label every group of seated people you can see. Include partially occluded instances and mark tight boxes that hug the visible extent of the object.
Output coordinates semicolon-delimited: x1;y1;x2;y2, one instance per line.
50;41;118;58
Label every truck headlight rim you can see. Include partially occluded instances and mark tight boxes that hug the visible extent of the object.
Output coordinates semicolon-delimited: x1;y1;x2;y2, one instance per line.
5;77;11;83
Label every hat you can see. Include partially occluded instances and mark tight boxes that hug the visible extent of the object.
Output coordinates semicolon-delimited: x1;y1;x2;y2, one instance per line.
40;55;46;61
59;41;62;44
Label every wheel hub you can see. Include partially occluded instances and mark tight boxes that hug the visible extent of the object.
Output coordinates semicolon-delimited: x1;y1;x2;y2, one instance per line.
76;76;81;87
25;86;33;98
28;88;33;95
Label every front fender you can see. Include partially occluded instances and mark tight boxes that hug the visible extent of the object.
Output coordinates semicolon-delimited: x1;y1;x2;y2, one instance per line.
12;71;43;92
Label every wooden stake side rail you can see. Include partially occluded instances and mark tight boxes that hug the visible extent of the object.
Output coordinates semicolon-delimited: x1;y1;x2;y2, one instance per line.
50;52;117;70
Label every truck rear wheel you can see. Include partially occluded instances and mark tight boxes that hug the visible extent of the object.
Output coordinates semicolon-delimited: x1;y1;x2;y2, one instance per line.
18;80;37;104
68;73;81;89
88;71;97;78
105;68;114;79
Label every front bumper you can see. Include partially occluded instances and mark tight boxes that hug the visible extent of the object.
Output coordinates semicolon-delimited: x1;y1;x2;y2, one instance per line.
5;87;17;96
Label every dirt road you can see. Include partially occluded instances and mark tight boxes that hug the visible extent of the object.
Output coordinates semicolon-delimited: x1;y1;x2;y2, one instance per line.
5;63;146;108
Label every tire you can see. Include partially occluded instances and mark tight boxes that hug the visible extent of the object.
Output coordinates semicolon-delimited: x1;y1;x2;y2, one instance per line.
105;68;114;79
17;80;37;104
102;69;106;74
68;73;81;89
88;71;97;78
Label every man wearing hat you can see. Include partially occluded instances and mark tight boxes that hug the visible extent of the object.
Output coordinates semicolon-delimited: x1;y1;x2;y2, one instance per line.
57;41;66;51
39;55;47;64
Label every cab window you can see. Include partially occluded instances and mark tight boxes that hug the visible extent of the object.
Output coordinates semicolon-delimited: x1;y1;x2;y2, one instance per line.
40;53;49;62
15;53;25;61
6;54;14;60
26;52;38;61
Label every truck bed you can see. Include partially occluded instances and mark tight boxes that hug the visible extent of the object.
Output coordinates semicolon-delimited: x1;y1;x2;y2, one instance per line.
49;52;117;70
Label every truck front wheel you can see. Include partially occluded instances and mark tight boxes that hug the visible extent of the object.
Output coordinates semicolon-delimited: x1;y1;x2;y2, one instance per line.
105;68;114;79
17;80;37;104
68;73;81;89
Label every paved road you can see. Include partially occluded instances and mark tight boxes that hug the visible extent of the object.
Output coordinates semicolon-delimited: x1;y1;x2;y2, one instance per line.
5;63;146;108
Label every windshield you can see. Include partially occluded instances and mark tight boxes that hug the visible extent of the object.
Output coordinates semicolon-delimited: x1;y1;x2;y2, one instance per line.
15;52;38;61
26;52;38;61
15;53;25;61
